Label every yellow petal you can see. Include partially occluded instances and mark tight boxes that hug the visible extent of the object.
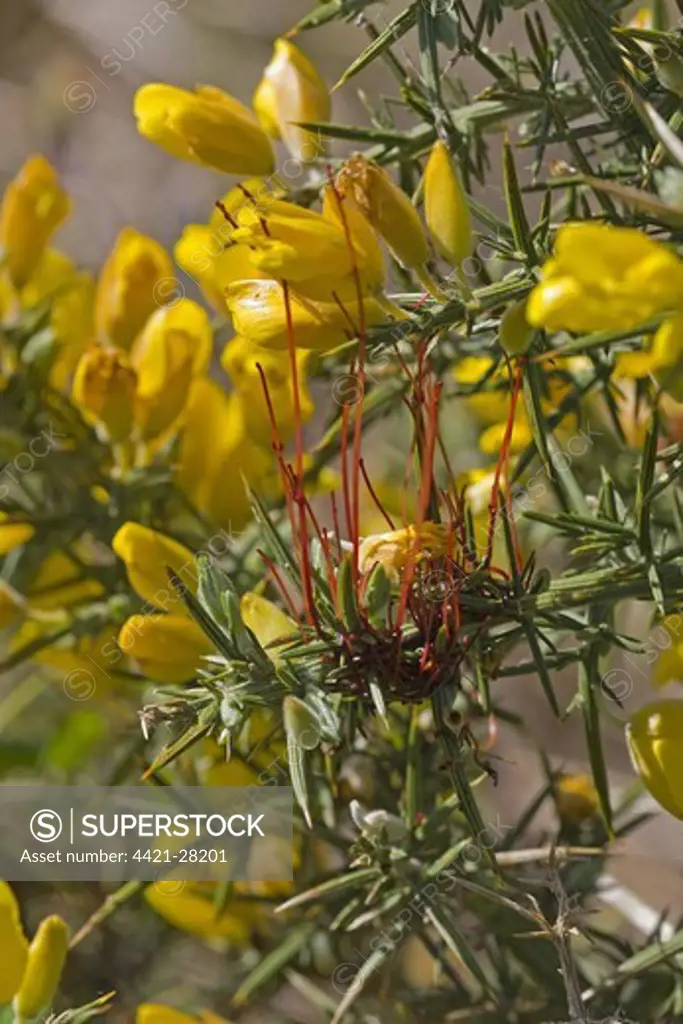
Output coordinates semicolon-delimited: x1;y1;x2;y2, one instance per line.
112;523;197;608
14;916;69;1019
0;515;34;555
95;227;174;351
134;83;274;176
71;346;137;443
424;140;473;267
338;154;428;269
0;155;71;288
137;1006;198;1024
627;699;683;818
253;39;330;162
240;592;297;664
0;881;29;1004
118;613;213;683
144;885;261;943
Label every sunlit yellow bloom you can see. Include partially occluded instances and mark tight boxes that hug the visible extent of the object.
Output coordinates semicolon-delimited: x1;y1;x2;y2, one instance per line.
241;591;297;665
137;1006;230;1024
648;313;683;399
112;523;197;609
175;225;229;314
500;298;533;355
0;881;28;1004
321;184;385;295
134;83;275;176
118;612;214;683
95;227;174;350
72;346;137;443
358;523;451;580
627;699;683;819
254;38;330;161
145;882;265;944
229;199;360;291
527;223;683;334
650;614;683;687
221;334;313;444
15;915;69;1020
0;882;68;1012
225;278;386;352
0;155;71;288
27;550;105;611
0;514;35;555
130;299;212;441
424;140;472;268
176;378;276;532
338;154;429;269
554;773;600;824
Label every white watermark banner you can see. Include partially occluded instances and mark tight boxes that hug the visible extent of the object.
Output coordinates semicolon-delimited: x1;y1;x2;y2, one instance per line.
0;786;293;882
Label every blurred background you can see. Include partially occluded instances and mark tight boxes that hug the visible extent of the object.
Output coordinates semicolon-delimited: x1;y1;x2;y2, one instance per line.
2;0;683;1017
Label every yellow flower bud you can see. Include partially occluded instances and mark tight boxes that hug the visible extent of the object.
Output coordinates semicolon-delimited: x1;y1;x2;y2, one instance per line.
118;612;214;683
358;523;451;581
71;346;138;443
554;773;600;824
14;915;69;1019
240;592;297;665
424;140;473;268
627;699;683;819
225;279;386;352
650;313;683;400
0;514;35;555
0;881;28;1004
337;154;429;269
253;38;330;162
112;522;197;608
130;298;212;441
95;227;175;350
0;155;71;288
221;335;313;444
499;298;533;355
134;83;275;176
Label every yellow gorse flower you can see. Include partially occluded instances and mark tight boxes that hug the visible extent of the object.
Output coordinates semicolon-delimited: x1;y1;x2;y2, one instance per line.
228;195;383;299
113;523;213;683
129;298;212;442
424;140;473;268
72;346;138;444
14;915;69;1020
337;153;429;269
225;278;386;352
95;227;175;351
118;612;215;685
0;882;68;1014
253;38;330;162
627;699;683;819
358;523;452;580
134;83;275;176
527;222;683;334
221;334;313;444
0;514;35;555
554;773;600;824
137;1006;230;1024
0;155;71;288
